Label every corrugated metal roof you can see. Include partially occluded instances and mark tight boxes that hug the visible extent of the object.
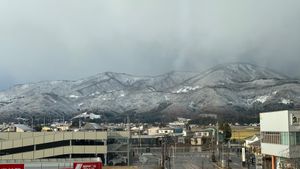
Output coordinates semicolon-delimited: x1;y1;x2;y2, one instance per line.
14;124;34;131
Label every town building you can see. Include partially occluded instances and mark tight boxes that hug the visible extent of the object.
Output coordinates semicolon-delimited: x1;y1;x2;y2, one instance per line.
260;110;300;168
158;127;174;135
0;130;130;166
1;124;34;132
190;129;214;146
82;123;107;131
147;127;159;136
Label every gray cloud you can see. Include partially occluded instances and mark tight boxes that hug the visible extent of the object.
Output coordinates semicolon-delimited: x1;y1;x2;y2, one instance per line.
1;0;300;89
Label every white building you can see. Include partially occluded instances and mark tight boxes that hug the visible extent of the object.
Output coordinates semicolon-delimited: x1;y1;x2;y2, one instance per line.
260;110;300;168
194;131;211;137
147;127;160;136
158;127;174;135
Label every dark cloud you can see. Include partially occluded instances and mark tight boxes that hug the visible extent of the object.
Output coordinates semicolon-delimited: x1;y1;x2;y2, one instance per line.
0;0;300;89
0;69;16;91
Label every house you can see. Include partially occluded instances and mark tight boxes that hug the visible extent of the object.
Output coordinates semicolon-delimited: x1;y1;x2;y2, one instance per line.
82;123;107;131
172;127;184;136
50;122;71;131
158;127;174;135
190;130;212;146
147;127;160;136
191;137;203;145
131;125;145;135
177;136;186;144
41;126;54;132
1;124;34;132
194;130;211;137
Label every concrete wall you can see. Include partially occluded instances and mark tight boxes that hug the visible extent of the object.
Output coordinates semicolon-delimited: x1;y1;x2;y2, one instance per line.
0;132;108;160
260;110;300;158
260;110;289;132
0;131;107;140
261;143;290;158
0;146;107;160
0;132;107;150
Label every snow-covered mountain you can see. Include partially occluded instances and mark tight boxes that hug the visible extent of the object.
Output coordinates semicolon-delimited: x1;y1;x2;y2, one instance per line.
0;63;299;122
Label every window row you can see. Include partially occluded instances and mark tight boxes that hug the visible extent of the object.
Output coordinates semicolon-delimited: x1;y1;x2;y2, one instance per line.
262;132;300;145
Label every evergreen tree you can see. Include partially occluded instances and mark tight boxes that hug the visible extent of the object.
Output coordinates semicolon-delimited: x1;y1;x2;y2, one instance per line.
219;122;232;142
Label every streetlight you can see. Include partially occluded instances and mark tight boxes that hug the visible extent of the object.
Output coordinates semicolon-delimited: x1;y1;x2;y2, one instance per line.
227;141;231;169
172;142;177;169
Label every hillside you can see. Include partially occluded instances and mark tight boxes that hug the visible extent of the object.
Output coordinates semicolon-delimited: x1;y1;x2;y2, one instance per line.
0;63;299;123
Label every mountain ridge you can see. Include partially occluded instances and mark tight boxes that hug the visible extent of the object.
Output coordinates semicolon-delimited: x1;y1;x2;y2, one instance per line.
0;63;299;122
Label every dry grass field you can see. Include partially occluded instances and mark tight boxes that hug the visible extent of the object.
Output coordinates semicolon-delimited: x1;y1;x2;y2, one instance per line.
231;126;260;140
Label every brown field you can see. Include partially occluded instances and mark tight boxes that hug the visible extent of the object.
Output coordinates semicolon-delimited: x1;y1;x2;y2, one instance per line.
231;126;260;140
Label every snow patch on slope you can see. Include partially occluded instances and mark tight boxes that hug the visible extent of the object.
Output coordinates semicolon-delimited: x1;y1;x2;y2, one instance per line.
174;86;200;94
89;91;100;96
69;95;79;99
0;94;9;101
255;95;270;103
280;98;292;104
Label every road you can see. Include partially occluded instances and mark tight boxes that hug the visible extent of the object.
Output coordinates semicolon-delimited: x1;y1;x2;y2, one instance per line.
132;146;256;169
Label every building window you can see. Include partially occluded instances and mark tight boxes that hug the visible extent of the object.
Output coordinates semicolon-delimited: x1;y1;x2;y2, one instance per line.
281;132;289;145
262;132;281;144
262;131;300;145
296;132;300;145
289;132;300;145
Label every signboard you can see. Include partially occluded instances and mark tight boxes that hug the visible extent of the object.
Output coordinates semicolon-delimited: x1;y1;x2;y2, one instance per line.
0;164;24;169
242;148;246;162
73;162;102;169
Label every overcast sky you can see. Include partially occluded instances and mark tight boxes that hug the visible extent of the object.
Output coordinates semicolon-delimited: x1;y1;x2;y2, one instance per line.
1;0;300;90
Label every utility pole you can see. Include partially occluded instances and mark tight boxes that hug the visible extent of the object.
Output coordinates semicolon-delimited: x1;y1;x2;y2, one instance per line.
31;116;34;129
79;118;82;128
172;145;175;169
127;115;131;166
161;137;165;168
161;136;170;169
227;142;230;169
216;121;219;147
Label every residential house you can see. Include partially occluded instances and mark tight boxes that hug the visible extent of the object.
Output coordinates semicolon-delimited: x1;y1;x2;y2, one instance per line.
147;127;160;136
158;127;174;135
1;124;34;132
